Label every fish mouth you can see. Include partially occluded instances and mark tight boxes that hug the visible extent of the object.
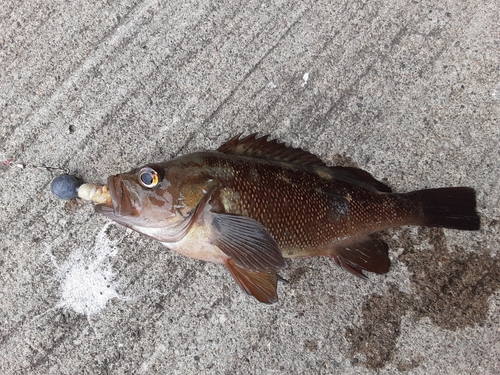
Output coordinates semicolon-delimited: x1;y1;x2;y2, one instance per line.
106;175;141;217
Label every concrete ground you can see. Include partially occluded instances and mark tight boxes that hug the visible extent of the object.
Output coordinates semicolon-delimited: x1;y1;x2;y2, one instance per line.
1;0;499;374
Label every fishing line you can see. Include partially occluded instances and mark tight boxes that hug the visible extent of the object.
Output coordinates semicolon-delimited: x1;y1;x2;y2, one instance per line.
2;157;109;202
1;158;71;174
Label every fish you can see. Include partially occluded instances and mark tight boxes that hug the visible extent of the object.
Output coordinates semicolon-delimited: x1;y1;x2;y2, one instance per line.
85;134;480;303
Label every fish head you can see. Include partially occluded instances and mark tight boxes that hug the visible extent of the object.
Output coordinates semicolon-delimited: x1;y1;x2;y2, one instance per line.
96;163;179;229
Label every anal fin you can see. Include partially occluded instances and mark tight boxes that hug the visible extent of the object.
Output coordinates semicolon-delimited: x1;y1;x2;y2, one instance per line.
331;236;390;278
225;259;278;304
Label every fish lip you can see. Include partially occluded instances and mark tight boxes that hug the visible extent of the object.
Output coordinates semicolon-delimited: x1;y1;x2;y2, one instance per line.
107;175;140;217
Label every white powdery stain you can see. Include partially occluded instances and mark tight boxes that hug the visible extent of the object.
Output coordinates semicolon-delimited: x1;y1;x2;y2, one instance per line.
493;82;500;101
49;223;126;316
301;72;309;87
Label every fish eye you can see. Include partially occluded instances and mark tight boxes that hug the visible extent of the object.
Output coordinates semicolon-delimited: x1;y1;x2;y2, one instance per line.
139;167;160;188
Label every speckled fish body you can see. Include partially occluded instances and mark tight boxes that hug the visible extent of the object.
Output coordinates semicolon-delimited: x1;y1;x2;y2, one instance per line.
96;135;480;303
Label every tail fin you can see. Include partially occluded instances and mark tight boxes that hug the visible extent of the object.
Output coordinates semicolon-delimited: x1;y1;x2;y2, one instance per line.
405;187;480;231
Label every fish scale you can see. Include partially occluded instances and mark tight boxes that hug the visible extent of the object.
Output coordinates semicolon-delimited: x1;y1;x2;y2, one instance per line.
205;154;404;257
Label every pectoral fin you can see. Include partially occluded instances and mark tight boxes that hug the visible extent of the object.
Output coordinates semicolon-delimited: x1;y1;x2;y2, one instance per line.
208;213;283;303
225;259;278;304
211;213;285;272
331;235;390;278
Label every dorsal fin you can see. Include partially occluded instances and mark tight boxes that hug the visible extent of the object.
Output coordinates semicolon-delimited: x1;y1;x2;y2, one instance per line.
217;134;326;167
328;166;392;193
217;134;391;192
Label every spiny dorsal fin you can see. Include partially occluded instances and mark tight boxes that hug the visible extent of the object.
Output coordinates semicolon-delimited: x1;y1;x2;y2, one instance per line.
217;134;391;192
217;134;326;167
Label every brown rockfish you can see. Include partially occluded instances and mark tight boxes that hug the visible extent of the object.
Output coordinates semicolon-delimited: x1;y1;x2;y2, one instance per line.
91;134;480;303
